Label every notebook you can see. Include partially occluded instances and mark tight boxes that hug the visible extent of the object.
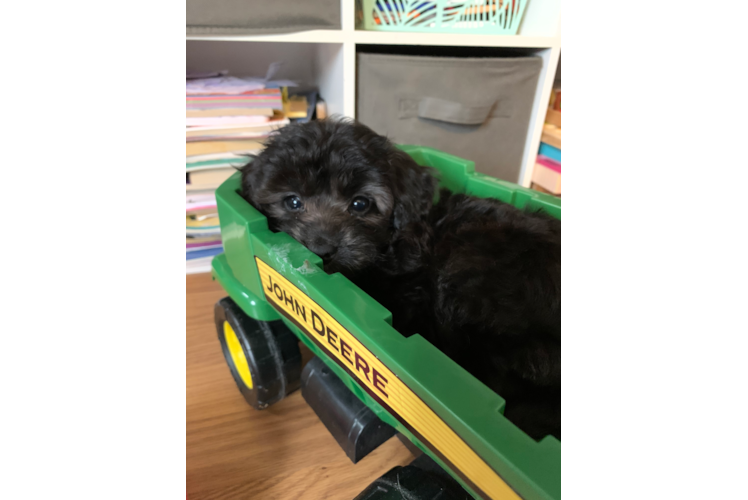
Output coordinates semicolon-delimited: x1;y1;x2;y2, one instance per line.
186;140;265;157
186;168;236;191
186;107;274;118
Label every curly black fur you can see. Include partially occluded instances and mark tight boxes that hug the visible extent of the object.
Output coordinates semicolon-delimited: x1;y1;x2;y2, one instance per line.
428;191;561;440
240;118;561;440
240;117;435;276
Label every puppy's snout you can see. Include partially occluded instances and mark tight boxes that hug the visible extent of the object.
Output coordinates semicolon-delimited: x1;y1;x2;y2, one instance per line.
307;237;336;258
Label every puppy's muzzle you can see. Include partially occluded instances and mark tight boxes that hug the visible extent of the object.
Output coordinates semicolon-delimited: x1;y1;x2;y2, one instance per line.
307;238;336;259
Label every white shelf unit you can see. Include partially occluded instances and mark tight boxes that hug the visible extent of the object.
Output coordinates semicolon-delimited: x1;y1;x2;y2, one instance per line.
186;0;561;187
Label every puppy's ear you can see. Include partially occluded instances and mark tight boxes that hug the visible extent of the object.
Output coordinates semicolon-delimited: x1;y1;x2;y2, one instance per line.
389;150;437;231
383;149;437;274
239;155;262;207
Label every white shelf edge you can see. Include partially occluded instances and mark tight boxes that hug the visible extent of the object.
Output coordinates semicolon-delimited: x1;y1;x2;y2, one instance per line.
186;30;347;44
353;30;559;48
517;47;560;188
186;30;559;49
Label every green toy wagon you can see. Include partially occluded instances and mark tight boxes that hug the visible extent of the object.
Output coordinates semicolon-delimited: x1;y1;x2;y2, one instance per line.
211;146;561;500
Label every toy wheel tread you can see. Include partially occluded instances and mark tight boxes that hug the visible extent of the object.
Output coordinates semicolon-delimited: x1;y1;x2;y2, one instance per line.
215;297;302;410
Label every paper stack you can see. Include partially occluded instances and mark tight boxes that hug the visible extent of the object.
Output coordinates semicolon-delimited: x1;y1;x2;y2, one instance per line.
186;70;291;273
186;191;223;273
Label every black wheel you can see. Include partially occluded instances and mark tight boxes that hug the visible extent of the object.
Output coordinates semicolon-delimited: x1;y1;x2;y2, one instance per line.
353;454;470;500
215;297;302;410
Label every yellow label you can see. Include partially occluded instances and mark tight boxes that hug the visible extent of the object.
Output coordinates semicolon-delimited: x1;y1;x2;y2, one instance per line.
255;257;520;500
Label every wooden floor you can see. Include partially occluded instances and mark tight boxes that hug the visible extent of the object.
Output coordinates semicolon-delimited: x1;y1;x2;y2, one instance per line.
187;272;414;500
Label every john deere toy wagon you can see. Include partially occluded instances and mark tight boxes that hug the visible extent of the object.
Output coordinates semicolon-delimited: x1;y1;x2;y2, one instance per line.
211;146;561;500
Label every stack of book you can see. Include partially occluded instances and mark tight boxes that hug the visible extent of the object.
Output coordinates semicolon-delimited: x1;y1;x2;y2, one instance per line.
532;87;561;196
186;191;222;273
186;74;291;273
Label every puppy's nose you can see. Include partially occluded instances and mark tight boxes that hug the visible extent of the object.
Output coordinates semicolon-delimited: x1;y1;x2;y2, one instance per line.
307;241;336;258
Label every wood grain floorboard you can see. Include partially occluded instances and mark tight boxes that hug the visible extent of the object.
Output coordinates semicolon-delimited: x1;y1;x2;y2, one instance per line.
187;272;414;499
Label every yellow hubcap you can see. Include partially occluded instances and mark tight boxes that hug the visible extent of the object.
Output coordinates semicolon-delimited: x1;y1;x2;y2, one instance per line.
223;321;253;389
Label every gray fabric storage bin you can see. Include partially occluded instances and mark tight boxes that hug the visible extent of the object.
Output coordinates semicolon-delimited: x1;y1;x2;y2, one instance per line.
357;53;542;182
187;0;340;35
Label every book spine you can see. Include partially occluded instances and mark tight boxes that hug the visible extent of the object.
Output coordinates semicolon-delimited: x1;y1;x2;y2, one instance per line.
536;155;561;173
541;129;561;149
545;108;561;128
538;143;561;162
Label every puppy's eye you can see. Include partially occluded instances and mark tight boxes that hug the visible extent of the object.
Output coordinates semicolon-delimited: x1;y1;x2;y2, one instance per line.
284;195;303;212
349;196;371;214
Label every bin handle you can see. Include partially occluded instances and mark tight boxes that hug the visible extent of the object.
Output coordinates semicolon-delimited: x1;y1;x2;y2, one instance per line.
416;97;494;125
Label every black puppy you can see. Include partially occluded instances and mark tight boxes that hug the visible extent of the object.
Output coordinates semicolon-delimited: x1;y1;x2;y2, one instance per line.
240;118;561;440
